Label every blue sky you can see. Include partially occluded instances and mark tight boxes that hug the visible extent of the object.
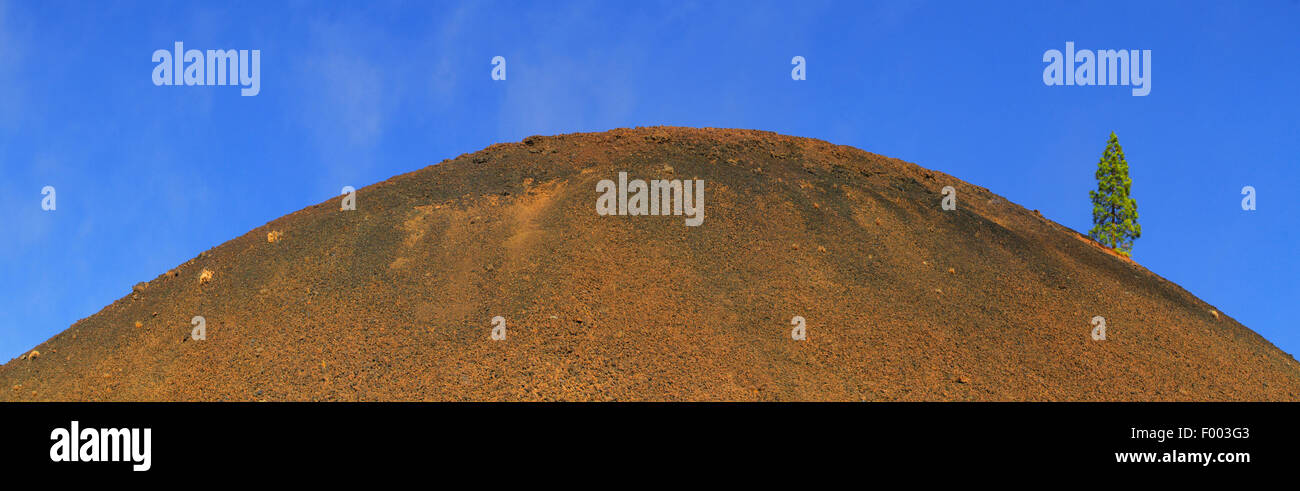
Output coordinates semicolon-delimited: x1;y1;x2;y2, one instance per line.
1;0;1297;360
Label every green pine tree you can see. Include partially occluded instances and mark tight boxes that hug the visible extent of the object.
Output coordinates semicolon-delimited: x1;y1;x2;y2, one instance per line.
1088;132;1141;256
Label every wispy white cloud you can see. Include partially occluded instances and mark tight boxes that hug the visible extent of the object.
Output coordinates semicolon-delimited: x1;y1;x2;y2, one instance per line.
292;13;441;193
298;20;394;147
0;0;28;129
491;3;657;138
427;3;476;107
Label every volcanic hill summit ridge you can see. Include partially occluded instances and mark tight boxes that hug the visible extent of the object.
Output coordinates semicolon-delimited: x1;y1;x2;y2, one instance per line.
3;127;1298;401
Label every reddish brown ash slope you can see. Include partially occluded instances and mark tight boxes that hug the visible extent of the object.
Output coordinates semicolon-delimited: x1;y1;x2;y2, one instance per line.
3;127;1298;401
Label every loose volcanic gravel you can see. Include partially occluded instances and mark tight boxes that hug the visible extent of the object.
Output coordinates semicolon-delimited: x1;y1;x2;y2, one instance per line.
3;127;1298;401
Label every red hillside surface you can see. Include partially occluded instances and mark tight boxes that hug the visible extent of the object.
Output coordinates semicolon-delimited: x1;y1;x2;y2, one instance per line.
3;127;1297;401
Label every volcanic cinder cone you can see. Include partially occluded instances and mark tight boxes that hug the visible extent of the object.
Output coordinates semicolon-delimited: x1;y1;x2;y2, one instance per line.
4;127;1298;401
